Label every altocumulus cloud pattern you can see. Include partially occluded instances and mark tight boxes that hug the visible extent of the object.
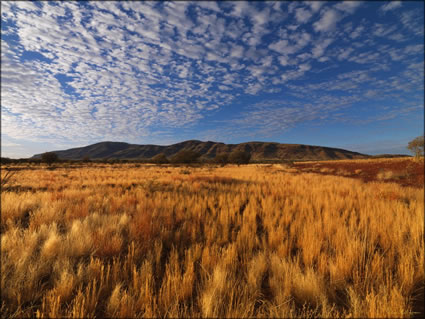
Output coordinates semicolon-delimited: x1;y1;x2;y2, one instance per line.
1;1;424;156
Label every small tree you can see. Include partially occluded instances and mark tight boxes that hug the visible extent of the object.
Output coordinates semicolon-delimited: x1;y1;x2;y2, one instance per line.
82;156;91;163
41;152;59;166
407;135;424;158
214;153;229;166
228;150;251;166
151;153;169;164
170;150;200;164
0;157;13;164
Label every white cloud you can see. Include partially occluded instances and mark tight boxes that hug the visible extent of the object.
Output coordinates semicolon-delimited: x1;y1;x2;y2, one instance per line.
404;44;424;55
313;9;341;32
252;7;270;26
1;141;21;147
373;23;397;38
380;1;402;12
399;10;424;37
230;44;244;58
312;38;333;59
219;93;367;139
350;25;364;39
299;63;311;72
269;31;311;55
334;1;363;14
218;85;231;91
348;51;381;64
337;47;354;60
230;1;254;18
245;83;263;95
387;32;405;42
304;1;324;13
278;55;290;66
269;39;289;53
196;1;221;13
295;8;312;24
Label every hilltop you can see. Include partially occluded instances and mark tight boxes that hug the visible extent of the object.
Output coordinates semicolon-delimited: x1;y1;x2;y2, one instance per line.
32;140;368;161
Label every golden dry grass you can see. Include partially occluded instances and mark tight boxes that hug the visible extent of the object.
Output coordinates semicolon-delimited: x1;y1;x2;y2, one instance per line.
1;163;424;318
297;157;413;164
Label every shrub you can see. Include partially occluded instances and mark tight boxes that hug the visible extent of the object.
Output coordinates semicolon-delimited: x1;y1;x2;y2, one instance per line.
170;150;200;164
41;152;59;166
150;153;169;164
228;150;251;165
377;170;405;180
214;153;229;166
280;159;294;167
0;157;13;164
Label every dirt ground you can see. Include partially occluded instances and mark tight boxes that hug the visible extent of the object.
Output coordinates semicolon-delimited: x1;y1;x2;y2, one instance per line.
294;157;424;188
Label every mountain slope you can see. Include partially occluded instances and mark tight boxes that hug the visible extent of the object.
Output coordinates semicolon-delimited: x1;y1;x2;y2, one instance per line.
32;140;369;161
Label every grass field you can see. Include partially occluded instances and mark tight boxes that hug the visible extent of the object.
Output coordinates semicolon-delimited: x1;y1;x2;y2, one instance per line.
1;158;424;318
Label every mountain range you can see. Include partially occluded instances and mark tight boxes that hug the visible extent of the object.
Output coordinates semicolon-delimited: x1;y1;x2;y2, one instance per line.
32;140;369;161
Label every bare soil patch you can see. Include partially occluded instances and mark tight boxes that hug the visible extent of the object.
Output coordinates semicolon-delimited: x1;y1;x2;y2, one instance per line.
294;158;424;188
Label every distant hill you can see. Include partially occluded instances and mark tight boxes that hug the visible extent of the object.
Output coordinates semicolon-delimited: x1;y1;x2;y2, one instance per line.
31;140;369;161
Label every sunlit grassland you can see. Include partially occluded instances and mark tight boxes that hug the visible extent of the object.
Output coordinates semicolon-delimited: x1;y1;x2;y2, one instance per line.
1;162;424;318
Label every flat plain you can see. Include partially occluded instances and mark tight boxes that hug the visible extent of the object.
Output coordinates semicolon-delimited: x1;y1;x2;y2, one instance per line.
1;157;424;318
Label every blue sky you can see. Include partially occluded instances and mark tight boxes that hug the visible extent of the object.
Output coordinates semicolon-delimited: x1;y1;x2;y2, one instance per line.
1;1;424;158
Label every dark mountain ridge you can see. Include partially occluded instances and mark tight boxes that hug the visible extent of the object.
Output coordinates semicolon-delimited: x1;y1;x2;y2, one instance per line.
32;140;369;161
